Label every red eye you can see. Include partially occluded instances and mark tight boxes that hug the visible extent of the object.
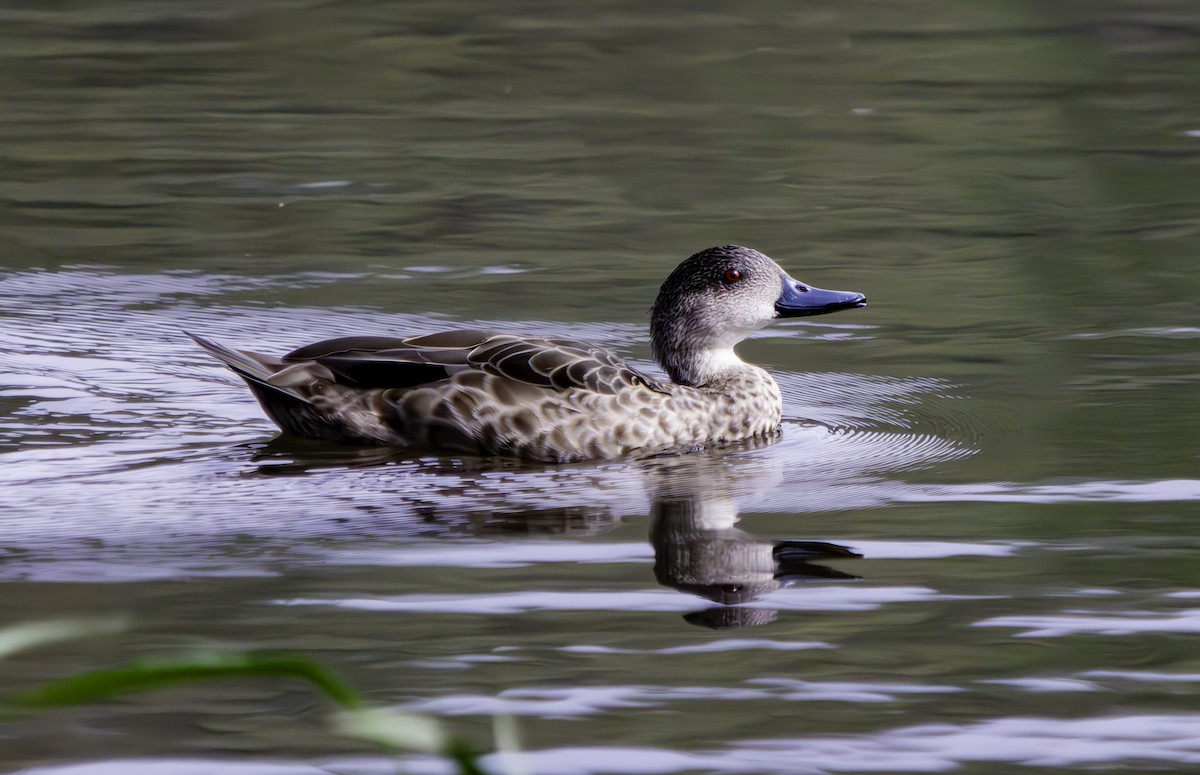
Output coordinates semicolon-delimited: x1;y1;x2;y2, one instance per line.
723;268;742;285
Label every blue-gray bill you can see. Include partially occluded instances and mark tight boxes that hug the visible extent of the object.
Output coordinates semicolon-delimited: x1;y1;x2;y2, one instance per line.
775;275;867;318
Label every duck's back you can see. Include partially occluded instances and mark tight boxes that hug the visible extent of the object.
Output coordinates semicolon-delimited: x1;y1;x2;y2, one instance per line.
191;329;717;462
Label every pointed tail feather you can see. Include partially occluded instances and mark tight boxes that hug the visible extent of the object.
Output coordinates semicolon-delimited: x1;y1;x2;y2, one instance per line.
187;330;351;439
185;331;277;381
186;330;317;412
187;331;384;442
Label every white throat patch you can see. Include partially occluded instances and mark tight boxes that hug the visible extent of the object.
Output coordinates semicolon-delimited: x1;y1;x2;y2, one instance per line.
695;347;747;380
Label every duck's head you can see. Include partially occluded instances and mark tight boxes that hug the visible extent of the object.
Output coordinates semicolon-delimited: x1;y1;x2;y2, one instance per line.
651;245;866;386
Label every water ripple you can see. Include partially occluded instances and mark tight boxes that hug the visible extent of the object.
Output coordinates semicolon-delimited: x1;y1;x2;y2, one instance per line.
276;585;966;615
405;677;960;718
559;639;832;655
977;607;1200;637
20;714;1200;775
977;678;1098;693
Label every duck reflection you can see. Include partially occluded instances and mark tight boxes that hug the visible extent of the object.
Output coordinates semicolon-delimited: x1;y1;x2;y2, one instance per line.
645;456;861;628
241;436;861;628
242;436;630;535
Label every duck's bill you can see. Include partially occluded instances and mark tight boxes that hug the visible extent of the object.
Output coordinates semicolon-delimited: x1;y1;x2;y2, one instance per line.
775;277;867;318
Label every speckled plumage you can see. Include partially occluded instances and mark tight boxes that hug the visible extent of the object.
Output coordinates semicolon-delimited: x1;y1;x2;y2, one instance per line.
189;246;865;462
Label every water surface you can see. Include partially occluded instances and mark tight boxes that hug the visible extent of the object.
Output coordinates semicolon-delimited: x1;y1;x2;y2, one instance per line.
2;2;1200;773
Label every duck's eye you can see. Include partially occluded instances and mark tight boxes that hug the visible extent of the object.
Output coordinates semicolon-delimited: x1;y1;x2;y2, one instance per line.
722;268;742;285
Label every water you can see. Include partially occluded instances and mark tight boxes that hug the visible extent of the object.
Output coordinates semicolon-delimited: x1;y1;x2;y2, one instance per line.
2;1;1200;773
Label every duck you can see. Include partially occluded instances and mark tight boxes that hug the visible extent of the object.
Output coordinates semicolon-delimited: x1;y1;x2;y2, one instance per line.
188;245;865;462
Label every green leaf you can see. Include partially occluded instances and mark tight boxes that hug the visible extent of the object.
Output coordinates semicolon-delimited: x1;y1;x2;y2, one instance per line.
11;651;362;710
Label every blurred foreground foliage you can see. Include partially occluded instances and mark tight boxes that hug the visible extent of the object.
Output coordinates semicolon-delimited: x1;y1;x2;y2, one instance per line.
3;617;494;775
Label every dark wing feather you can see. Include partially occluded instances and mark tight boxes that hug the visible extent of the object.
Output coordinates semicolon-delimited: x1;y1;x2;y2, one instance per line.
283;329;494;361
310;357;455;389
275;328;670;396
278;330;493;389
284;336;417;361
402;329;497;348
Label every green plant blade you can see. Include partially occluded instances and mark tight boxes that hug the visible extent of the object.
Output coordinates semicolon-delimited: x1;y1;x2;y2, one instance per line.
11;651;362;710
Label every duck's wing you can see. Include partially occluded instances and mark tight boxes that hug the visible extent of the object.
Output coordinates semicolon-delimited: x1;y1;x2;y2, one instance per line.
466;334;671;395
280;330;490;389
279;329;671;395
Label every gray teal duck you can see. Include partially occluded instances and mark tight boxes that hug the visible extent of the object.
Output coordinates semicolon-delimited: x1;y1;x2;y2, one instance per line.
189;245;866;462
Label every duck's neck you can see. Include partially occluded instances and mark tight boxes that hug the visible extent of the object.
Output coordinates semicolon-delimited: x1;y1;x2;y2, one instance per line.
652;326;759;389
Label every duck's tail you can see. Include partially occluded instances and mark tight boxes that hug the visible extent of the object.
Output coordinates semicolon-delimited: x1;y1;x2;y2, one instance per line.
184;331;388;446
186;331;281;383
187;328;292;386
186;331;342;440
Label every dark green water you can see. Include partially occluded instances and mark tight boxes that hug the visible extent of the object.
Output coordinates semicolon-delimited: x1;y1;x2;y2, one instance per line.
2;2;1200;773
